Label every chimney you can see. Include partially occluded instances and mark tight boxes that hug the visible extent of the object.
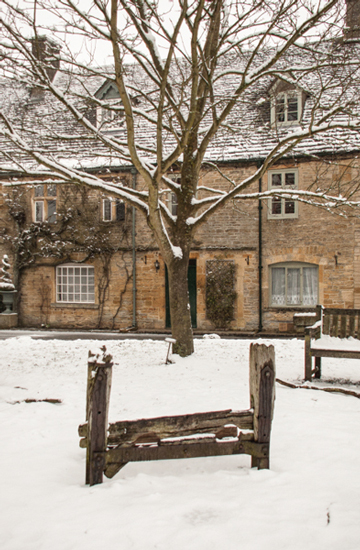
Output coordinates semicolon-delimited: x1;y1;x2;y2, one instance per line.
345;0;360;40
30;36;60;82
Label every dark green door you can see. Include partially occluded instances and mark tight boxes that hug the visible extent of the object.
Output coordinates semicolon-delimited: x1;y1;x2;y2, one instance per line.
165;259;197;328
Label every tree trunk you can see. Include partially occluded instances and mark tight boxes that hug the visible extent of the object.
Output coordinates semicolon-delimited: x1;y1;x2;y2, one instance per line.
167;256;194;357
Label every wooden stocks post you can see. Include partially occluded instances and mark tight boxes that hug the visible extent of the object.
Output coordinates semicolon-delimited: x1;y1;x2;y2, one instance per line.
86;348;113;486
79;343;275;484
249;343;275;469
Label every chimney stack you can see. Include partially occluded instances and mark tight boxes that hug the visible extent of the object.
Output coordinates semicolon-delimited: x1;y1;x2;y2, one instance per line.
345;0;360;40
30;36;60;82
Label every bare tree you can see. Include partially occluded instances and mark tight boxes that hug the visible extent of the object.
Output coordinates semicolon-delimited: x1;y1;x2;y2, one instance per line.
1;0;360;355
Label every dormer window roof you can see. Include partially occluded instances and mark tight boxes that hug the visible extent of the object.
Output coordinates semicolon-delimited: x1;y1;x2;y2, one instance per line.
94;80;124;130
94;79;140;131
270;81;305;127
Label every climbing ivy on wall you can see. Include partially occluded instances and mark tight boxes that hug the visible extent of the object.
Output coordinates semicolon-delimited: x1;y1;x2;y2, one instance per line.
1;185;132;329
206;260;237;329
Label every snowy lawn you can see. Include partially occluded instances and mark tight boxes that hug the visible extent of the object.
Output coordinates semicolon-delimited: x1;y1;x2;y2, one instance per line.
1;336;360;550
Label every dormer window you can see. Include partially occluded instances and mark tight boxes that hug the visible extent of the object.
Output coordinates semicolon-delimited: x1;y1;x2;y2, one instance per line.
271;90;302;126
96;99;124;129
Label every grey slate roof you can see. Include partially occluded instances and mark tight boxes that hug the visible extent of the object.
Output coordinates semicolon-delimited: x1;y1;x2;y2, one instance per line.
2;41;360;175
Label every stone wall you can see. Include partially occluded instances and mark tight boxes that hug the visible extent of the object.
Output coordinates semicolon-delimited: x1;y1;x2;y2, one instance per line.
2;156;360;333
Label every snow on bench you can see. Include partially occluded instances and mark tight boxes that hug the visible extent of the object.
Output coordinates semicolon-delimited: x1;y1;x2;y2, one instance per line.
304;306;360;380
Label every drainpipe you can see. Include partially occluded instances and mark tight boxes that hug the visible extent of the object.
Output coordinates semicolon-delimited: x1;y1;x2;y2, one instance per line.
131;168;137;328
258;175;263;332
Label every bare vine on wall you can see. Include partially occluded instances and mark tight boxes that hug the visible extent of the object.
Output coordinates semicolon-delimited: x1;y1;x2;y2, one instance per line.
206;260;237;329
1;185;132;328
111;251;133;329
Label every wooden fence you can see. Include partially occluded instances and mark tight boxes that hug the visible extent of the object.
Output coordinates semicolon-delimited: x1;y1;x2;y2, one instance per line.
79;343;275;486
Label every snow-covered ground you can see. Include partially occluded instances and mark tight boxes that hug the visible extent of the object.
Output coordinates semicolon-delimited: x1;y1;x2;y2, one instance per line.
1;335;360;550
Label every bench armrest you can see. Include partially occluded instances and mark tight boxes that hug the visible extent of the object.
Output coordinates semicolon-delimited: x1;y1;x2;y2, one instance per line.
304;319;321;340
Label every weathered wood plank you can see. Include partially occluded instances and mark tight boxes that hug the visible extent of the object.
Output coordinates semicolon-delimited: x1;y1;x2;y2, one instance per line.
87;359;113;486
249;343;275;469
340;315;347;338
349;314;356;337
324;308;360;316
304;330;312;381
160;434;216;446
323;313;330;336
107;409;254;446
311;349;360;359
331;314;339;338
103;437;267;476
314;356;321;379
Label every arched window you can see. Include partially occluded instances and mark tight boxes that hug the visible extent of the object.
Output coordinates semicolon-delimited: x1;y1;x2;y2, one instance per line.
56;264;95;303
270;262;318;307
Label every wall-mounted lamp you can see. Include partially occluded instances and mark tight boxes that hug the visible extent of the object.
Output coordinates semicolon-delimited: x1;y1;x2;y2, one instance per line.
334;252;341;266
155;259;160;271
245;256;250;265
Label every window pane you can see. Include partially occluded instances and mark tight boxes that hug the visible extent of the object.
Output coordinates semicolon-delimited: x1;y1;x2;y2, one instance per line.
285;200;295;214
287;268;301;305
171;193;178;216
272;268;286;305
35;201;44;222
287;97;298;121
35;185;44;197
103;199;112;221
271;174;282;187
102;107;113;122
116;200;125;221
303;267;318;306
47;200;57;223
272;198;282;215
57;265;94;303
276;98;285;122
47;184;57;197
285;173;295;186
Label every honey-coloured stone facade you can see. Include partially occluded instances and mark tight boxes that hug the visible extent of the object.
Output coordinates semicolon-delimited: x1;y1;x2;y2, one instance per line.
1;156;360;334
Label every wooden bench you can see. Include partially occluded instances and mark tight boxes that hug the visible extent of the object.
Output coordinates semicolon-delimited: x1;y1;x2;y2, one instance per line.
79;343;276;486
304;305;360;381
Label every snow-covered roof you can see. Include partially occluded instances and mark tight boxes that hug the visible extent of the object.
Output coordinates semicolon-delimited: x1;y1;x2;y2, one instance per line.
1;41;360;175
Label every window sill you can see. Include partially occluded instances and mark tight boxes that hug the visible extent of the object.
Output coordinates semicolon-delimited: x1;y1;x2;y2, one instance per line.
267;215;298;220
51;303;99;310
271;120;300;128
265;306;317;312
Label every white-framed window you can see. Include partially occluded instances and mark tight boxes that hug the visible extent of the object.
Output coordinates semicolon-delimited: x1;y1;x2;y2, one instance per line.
102;198;125;222
268;169;298;219
56;264;95;303
169;192;178;216
166;174;180;217
271;91;302;126
33;184;57;223
96;99;124;129
270;262;318;307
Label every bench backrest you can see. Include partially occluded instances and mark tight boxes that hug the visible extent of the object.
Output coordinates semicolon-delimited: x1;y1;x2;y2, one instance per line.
322;308;360;339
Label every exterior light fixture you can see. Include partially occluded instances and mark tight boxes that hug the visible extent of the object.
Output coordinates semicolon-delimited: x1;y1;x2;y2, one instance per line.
155;259;160;271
